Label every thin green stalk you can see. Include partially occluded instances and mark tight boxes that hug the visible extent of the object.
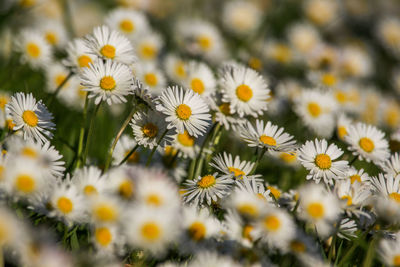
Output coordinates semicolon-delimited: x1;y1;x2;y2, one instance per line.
328;234;337;262
118;144;139;166
82;102;101;166
146;129;168;166
362;234;379;267
47;71;74;106
248;147;267;175
75;94;89;169
349;155;358;165
104;107;137;172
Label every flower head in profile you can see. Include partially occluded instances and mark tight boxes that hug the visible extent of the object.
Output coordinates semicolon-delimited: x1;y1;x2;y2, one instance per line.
6;93;55;144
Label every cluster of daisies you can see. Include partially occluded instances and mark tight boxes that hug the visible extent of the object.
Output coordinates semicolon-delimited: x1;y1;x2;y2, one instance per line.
3;0;400;266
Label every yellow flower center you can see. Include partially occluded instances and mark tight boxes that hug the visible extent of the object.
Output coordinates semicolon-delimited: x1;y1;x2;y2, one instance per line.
274;44;291;63
146;194;162;206
26;43;40;58
177;131;195;147
389;192;400;204
236;84;253;102
337;126;347;139
119;180;134;199
94;204;117;222
350;174;361;184
238;203;258;217
393;255;400;266
279;152;296;163
197;35;212;50
242;225;253;241
307;102;321;117
259;135;277;146
77;55;92;68
197;175;216;188
95;227;112;247
15;174;35;193
140;44;156;59
267;186;281;199
290;240;306;253
144;73;158;87
0;166;4;181
84;185;98;196
314;154;332;170
141;222;161;241
142;123;158;138
321;73;337;87
228;167;245;177
190;78;205;94
219;103;231;115
176;104;192;120
0;96;8;110
119;19;135;33
6;119;15;130
307;202;325;219
188;221;206;241
125;150;140;163
100;45;116;59
22;110;38;127
335;91;347;103
21;147;37;158
55;74;67;87
263;215;281;231
45;32;57;45
175;61;186;78
341;195;352;206
57;197;73;214
100;76;116;91
359;137;374;153
248;57;262;71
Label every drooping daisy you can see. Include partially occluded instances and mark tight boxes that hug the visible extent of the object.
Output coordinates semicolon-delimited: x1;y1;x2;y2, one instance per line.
84;25;136;65
168;130;199;159
236;177;272;202
134;31;163;62
135;63;166;95
344;122;390;164
105;8;149;40
80;59;134;105
71;166;107;197
345;167;370;185
334;179;372;215
49;181;88;226
336;113;352;141
16;30;51;69
64;38;97;71
381;153;400;179
163;53;187;84
298;183;341;238
222;0;262;36
130;110;167;149
182;61;216;98
240;120;297;152
105;166;136;200
6;92;55;144
45;62;72;93
252;205;296;251
112;134;142;165
220;65;270;117
156;86;211;137
183;173;234;206
210;152;255;180
294;89;337;138
125;205;180;255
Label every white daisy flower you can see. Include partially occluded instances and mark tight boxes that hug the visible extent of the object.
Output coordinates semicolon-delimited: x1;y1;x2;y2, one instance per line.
298;183;341;238
16;29;51;69
287;22;320;54
334;179;372;212
39;19;68;47
125;205;180;255
224;187;266;219
163;53;187;83
339;45;372;78
182;61;216;98
71;166;107;197
220;65;270;117
344;122;390;164
105;8;149;40
252;205;296;251
167;130;199;159
222;0;262;36
263;40;293;64
210;152;256;180
378;233;400;267
130;110;167;149
236;177;272;202
112;134;141;165
45;62;73;93
187;251;241;267
240;119;297;152
183;172;234;206
49;181;88;226
135;63;166;95
91;224;122;253
294;89;337;138
84;25;136;65
223;210;255;247
89;194;123;225
64;38;97;71
80;59;133;105
381;153;400;178
377;17;400;57
298;139;349;185
134;30;163;62
105;166;136;200
0;206;27;249
156;86;211;137
336;113;352;141
303;0;339;26
345;167;370;185
6;92;55;144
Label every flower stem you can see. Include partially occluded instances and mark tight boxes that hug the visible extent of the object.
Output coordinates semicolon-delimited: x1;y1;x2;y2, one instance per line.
75;94;89;169
118;144;140;166
104;106;137;172
82;101;101;166
248;147;267;175
47;71;74;106
146;129;169;166
349;155;357;165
